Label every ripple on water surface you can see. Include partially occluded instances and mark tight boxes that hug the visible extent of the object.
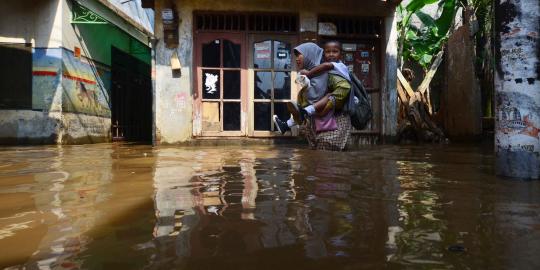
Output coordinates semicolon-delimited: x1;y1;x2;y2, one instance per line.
0;144;539;269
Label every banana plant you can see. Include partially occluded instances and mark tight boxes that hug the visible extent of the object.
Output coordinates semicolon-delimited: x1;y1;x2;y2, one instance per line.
398;0;459;70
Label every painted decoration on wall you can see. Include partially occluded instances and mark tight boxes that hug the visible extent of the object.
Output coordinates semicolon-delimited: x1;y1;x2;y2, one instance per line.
62;49;111;117
32;48;62;111
71;2;108;24
496;92;540;153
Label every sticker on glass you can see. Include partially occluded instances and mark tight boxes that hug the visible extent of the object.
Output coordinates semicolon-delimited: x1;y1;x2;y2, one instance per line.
205;73;219;94
361;63;369;74
277;51;288;59
255;42;271;59
342;43;357;52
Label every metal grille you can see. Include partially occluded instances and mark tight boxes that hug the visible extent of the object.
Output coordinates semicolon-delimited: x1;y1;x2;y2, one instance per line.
196;14;246;31
195;13;297;33
318;16;381;36
247;14;297;32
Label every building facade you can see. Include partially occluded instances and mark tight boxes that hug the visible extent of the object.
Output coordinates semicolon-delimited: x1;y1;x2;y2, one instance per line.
1;0;399;145
153;0;399;145
0;0;154;144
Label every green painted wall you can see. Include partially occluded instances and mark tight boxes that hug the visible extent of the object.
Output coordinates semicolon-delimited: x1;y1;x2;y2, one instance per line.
75;23;150;66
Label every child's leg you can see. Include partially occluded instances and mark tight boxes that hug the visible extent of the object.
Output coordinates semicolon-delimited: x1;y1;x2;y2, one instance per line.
286;117;296;127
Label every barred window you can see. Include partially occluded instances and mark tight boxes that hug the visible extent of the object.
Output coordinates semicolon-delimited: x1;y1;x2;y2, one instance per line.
318;15;381;36
195;12;298;33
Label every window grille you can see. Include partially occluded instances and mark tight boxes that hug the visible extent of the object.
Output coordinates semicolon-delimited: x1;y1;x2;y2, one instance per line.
195;13;297;33
318;16;381;36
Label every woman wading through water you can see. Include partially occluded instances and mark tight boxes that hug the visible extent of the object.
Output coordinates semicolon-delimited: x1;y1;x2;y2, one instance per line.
273;42;353;151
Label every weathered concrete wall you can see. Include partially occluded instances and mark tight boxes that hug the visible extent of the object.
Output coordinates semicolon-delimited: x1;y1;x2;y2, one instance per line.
0;110;110;145
61;112;111;144
445;23;482;140
154;0;397;144
0;0;63;47
0;110;62;144
154;0;194;144
494;0;540;179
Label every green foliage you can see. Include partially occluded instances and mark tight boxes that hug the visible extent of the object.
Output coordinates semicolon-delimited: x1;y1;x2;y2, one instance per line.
398;0;459;70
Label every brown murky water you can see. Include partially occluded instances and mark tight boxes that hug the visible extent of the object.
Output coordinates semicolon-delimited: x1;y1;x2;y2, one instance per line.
1;143;539;269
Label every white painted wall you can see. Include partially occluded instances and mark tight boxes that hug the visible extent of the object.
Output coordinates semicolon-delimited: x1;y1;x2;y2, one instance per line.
0;0;63;47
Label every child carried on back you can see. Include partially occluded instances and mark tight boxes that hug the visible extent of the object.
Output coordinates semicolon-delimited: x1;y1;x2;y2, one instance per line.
273;41;352;134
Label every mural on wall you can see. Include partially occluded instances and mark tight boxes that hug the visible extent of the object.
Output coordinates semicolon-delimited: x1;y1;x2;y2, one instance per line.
32;48;62;111
496;91;540;153
61;49;111;117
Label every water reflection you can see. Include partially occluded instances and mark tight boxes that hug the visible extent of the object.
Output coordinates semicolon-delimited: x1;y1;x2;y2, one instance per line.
0;145;539;269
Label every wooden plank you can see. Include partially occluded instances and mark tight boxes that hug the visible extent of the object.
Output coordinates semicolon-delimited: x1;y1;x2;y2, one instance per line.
418;50;444;94
397;69;415;97
202;102;220;131
397;81;409;103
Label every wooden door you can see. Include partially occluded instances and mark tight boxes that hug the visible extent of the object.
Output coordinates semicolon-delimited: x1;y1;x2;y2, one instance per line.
194;33;247;136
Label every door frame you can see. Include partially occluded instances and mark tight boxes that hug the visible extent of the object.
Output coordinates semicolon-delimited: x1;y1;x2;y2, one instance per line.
247;34;298;137
193;32;248;137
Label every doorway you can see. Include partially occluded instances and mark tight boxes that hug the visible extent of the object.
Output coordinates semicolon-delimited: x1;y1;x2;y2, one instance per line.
0;43;32;109
111;47;152;142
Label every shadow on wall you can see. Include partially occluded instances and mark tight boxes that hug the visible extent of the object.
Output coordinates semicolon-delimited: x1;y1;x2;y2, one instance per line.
0;0;60;47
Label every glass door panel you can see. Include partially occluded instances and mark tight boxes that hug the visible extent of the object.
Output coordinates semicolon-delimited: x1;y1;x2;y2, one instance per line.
251;37;295;133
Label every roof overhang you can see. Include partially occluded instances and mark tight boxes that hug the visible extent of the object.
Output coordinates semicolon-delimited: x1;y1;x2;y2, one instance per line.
72;0;154;45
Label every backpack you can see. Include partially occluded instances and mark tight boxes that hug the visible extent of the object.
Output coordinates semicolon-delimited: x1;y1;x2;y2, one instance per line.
344;72;372;130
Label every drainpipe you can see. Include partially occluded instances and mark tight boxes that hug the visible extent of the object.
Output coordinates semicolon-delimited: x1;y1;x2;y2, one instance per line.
494;0;540;179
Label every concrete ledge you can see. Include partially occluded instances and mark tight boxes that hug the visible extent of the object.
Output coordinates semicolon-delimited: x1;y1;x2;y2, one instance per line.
0;110;61;145
159;137;307;147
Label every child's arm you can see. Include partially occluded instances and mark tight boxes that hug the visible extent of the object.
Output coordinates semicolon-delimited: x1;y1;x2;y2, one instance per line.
299;62;334;78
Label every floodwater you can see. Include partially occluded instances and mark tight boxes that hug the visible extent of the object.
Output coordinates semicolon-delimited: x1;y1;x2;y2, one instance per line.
0;144;539;270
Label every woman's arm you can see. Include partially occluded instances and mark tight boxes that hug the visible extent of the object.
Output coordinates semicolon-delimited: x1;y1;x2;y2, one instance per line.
300;62;334;78
313;94;332;114
314;76;351;116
